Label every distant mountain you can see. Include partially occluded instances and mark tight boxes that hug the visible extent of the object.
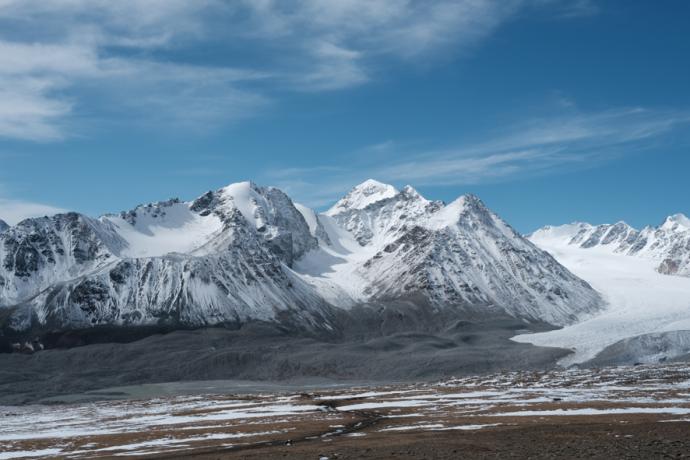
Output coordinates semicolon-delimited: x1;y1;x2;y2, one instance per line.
530;214;690;277
0;180;602;336
0;219;8;233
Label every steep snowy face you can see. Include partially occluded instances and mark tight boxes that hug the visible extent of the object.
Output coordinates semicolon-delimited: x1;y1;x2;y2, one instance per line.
294;202;331;245
326;184;442;246
530;214;690;277
0;213;125;307
190;182;318;266
100;198;224;258
298;181;602;325
359;194;601;325
0;220;8;233
325;179;398;217
662;213;690;232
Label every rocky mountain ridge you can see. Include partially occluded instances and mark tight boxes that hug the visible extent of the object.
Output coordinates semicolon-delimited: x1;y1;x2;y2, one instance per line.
530;214;690;277
0;180;603;336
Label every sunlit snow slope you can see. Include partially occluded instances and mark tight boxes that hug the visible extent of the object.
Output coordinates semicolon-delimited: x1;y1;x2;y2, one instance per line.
514;227;690;366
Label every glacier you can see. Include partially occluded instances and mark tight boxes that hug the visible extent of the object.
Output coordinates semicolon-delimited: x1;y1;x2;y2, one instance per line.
516;220;690;366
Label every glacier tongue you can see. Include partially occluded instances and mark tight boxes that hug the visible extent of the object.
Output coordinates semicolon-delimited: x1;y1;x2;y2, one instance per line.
519;228;690;366
0;179;604;334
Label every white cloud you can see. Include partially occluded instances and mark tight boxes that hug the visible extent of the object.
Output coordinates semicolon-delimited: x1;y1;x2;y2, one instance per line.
0;1;263;141
298;41;368;90
239;0;522;90
0;198;68;225
0;77;71;141
0;0;593;141
0;37;270;139
264;107;690;207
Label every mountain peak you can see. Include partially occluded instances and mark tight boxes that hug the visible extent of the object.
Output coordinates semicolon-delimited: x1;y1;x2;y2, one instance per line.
220;180;257;194
400;184;427;201
0;219;8;232
356;178;391;188
662;213;690;231
460;193;486;207
326;179;398;215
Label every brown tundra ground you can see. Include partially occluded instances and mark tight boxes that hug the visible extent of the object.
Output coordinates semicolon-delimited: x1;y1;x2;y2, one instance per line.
2;363;690;459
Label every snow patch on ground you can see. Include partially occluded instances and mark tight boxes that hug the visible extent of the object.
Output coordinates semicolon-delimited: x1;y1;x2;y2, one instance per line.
492;407;690;417
0;449;63;459
338;400;431;411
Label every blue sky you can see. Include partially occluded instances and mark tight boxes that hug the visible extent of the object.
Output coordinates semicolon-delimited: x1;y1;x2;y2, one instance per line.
0;0;688;232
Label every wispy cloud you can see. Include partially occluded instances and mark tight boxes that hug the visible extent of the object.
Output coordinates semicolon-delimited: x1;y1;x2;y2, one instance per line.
0;37;271;139
379;108;690;185
0;0;594;141
0;198;68;225
264;107;690;208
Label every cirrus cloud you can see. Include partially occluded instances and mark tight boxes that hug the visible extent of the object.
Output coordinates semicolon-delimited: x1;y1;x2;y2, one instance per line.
264;106;690;208
0;0;596;141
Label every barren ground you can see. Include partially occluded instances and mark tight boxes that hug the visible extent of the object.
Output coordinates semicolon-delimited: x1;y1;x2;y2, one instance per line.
2;363;690;459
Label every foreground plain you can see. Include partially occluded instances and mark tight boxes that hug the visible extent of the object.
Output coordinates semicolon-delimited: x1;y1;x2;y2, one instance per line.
2;363;690;458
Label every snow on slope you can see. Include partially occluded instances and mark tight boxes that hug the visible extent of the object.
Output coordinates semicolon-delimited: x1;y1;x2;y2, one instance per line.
296;181;602;326
325;179;397;216
663;213;690;231
514;231;690;366
0;179;603;333
0;182;330;332
530;215;690;277
101;200;223;258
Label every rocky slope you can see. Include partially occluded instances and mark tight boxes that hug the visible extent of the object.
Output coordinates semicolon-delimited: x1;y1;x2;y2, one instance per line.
530;214;690;277
297;181;601;326
0;183;332;333
0;219;8;233
0;180;603;336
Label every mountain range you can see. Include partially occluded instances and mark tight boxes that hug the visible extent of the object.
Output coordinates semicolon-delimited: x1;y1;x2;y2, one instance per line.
530;215;690;277
0;179;602;337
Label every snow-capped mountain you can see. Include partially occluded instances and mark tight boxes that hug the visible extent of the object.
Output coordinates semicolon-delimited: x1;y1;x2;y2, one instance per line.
298;180;601;326
0;180;603;335
0;183;331;332
0;220;8;233
530;214;690;277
